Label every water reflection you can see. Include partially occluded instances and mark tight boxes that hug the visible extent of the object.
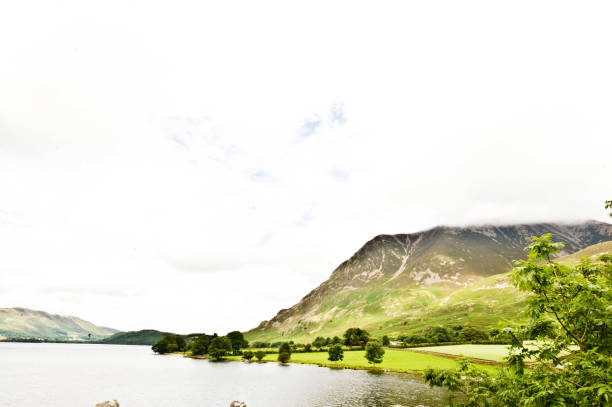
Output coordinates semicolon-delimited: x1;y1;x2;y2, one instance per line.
0;343;448;407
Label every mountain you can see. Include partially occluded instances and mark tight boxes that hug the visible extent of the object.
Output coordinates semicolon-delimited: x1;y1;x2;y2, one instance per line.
246;221;612;343
99;329;171;345
0;307;119;341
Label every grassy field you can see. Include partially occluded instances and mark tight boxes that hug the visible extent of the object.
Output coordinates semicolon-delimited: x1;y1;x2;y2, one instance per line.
223;349;500;375
414;344;510;362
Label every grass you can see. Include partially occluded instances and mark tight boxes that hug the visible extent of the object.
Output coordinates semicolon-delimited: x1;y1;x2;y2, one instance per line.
556;241;611;266
245;274;528;344
223;349;500;375
415;344;510;362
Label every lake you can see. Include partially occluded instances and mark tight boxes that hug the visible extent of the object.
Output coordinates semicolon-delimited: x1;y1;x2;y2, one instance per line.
0;343;448;407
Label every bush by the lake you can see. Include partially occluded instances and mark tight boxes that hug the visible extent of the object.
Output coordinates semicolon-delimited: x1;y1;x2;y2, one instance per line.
191;335;212;356
242;350;254;361
254;350;266;361
227;331;248;355
328;343;344;362
278;352;290;363
424;231;612;406
209;336;233;360
364;340;384;365
152;334;186;354
278;342;292;363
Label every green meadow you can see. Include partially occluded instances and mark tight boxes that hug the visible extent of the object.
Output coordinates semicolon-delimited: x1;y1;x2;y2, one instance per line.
414;344;510;362
224;349;500;375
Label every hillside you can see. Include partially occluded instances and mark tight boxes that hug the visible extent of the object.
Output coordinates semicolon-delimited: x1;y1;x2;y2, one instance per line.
246;221;612;343
549;240;612;266
99;329;171;345
0;308;118;341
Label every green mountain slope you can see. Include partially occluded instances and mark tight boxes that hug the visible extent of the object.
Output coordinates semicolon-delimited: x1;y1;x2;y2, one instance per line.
99;329;171;345
246;221;611;343
0;308;118;340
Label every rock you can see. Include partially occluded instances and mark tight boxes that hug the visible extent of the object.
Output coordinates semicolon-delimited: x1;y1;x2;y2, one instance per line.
229;402;246;407
95;401;119;407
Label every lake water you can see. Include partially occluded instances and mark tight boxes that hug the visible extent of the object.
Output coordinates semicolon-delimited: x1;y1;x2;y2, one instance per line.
0;343;448;407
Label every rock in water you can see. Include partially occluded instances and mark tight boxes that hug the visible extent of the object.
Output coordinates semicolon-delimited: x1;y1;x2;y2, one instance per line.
230;402;246;407
95;401;119;407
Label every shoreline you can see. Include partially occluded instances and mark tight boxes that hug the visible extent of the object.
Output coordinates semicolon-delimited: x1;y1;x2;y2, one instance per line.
179;349;501;376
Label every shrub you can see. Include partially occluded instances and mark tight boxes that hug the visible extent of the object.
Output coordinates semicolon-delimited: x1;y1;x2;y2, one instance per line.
365;340;385;365
252;341;270;348
278;352;291;363
328;344;344;362
312;337;326;349
209;336;232;360
457;327;489;342
344;328;370;349
254;351;266;361
242;350;254;361
191;335;210;356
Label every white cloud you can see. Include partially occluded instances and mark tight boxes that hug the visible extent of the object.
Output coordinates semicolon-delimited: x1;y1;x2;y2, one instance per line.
0;0;611;334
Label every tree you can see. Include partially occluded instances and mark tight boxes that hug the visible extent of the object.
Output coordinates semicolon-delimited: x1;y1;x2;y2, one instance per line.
242;350;254;361
151;334;186;354
209;336;232;360
424;233;612;406
303;344;312;352
457;327;489;342
606;199;612;217
254;350;266;361
331;336;342;345
191;335;211;356
312;337;326;349
381;335;390;346
152;337;169;354
252;341;270;348
278;352;291;363
405;334;427;344
425;326;452;343
226;331;248;355
278;342;292;363
173;335;186;351
328;343;344;362
344;328;370;348
365;340;385;365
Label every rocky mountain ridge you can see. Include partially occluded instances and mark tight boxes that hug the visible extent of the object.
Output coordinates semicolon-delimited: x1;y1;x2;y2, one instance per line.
248;220;611;341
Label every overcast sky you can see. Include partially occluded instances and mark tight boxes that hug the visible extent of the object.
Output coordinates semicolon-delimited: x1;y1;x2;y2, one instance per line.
1;0;610;334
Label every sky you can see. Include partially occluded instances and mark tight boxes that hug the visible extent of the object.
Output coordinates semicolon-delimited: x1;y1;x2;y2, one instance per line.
1;0;611;334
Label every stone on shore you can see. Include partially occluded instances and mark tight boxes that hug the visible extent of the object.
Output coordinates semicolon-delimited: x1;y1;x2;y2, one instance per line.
230;402;246;407
95;401;119;407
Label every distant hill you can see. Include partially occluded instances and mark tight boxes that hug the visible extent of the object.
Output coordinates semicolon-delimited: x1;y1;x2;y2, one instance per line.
0;308;118;341
99;330;207;345
246;221;612;343
549;240;612;266
99;329;171;345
